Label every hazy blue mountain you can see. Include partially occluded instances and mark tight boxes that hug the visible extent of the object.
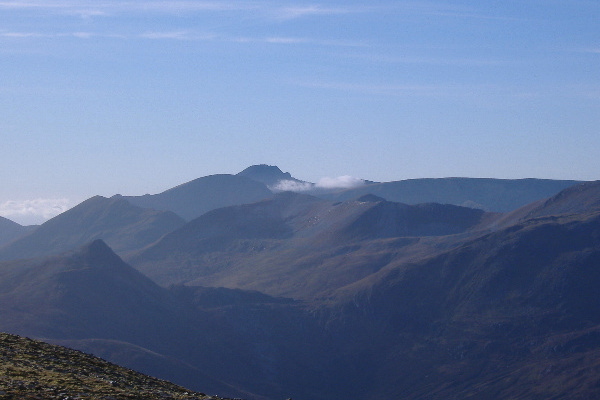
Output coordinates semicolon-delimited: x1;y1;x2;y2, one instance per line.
236;164;306;188
323;198;600;399
0;239;251;397
118;165;580;224
317;177;580;212
125;173;273;221
0;216;35;247
0;195;185;260
0;239;184;340
0;240;351;400
492;180;600;228
129;191;491;298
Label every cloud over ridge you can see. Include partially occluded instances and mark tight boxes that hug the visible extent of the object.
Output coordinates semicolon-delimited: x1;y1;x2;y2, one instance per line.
316;175;365;189
270;176;365;192
0;198;73;225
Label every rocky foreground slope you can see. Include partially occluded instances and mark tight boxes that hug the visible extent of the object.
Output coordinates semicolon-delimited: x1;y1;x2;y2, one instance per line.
0;332;231;400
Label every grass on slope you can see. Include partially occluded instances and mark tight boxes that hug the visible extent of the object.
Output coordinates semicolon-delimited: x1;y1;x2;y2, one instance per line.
0;332;231;400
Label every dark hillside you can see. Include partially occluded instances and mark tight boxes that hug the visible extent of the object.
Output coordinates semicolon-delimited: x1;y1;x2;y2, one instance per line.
323;209;600;399
0;239;191;344
495;180;600;228
0;240;354;400
340;201;485;240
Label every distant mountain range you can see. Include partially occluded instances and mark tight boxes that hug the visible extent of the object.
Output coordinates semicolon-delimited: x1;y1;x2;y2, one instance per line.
318;176;581;212
0;165;598;399
0;165;580;262
128;191;492;298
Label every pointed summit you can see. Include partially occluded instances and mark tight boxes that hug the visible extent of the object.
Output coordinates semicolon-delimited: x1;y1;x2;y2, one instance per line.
237;164;298;187
81;238;112;253
74;239;123;265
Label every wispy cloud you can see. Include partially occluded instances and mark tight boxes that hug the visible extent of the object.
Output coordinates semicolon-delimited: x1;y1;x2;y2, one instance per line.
0;30;126;39
0;1;311;17
0;1;252;11
130;31;363;47
270;5;360;20
0;198;73;225
0;0;522;23
0;1;377;22
270;176;365;192
269;180;314;192
139;30;211;40
316;176;365;189
0;31;46;38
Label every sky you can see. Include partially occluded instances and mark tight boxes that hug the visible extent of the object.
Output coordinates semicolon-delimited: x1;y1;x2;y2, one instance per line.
1;0;599;224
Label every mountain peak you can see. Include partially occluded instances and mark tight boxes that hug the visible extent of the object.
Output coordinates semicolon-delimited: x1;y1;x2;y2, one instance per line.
236;164;295;186
355;194;386;203
73;239;123;265
81;238;112;254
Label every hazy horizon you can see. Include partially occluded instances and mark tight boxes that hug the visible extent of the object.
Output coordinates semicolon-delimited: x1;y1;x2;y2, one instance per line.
0;163;587;225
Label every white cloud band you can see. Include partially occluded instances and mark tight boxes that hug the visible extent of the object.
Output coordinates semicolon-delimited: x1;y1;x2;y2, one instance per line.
270;176;365;192
0;198;73;225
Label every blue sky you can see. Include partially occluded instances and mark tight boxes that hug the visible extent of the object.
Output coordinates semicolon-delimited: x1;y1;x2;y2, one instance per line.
1;0;599;224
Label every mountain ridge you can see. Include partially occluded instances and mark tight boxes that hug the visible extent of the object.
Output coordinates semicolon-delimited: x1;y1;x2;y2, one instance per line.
0;216;35;247
318;176;581;212
129;191;494;298
0;195;185;261
125;173;274;221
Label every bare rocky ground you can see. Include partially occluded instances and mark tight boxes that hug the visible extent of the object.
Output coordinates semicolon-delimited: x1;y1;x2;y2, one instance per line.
0;332;232;400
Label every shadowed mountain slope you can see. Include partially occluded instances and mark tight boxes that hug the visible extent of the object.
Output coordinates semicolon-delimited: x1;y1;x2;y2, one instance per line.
0;241;248;396
528;180;600;215
0;216;35;247
129;192;490;298
493;180;600;228
125;174;273;221
319;177;580;212
0;240;353;400
0;239;191;343
319;203;600;399
0;195;185;261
